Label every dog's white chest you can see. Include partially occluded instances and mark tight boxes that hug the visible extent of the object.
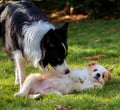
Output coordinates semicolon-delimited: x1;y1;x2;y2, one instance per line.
22;21;55;67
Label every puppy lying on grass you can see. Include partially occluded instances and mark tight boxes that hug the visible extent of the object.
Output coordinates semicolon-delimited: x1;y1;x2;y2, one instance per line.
14;62;113;99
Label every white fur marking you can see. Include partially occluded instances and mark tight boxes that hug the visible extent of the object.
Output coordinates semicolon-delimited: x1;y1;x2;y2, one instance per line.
61;43;67;55
22;21;55;67
55;60;68;74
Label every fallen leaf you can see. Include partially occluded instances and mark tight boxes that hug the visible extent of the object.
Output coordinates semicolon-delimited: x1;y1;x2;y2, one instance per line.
94;39;101;43
82;54;105;60
51;14;88;23
55;105;75;110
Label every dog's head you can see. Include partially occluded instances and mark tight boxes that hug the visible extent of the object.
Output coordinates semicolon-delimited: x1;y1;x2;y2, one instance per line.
40;22;70;74
88;61;113;85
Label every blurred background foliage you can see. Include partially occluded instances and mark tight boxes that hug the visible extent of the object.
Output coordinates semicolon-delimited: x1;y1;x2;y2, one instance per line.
1;0;120;20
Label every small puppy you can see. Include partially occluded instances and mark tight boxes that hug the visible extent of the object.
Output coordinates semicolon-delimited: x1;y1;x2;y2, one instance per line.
14;62;113;99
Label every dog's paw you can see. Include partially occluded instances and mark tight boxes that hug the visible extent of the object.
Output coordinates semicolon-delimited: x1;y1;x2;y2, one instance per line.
93;83;103;89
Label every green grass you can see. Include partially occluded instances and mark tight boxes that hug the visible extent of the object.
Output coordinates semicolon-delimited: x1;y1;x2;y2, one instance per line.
1;19;120;110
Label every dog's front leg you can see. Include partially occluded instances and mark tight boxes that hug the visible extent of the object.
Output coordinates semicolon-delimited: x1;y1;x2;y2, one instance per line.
15;58;26;90
15;67;19;85
13;50;26;90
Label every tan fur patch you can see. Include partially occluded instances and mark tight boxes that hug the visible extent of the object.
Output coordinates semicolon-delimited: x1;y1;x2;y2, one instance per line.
88;61;98;67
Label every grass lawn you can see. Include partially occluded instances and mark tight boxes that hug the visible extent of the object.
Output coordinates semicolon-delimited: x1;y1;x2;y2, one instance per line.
1;19;120;110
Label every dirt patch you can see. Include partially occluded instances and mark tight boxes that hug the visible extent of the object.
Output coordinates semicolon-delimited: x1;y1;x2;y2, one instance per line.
49;14;88;23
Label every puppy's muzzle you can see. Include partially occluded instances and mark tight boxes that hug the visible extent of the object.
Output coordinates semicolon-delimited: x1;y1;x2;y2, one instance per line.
94;73;101;80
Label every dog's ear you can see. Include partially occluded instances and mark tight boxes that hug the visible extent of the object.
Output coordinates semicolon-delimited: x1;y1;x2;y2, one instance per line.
44;22;69;46
55;22;69;41
58;22;69;33
43;29;56;47
88;61;98;67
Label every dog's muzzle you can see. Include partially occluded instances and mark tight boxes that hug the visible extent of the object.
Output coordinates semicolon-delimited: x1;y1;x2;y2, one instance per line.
65;69;70;74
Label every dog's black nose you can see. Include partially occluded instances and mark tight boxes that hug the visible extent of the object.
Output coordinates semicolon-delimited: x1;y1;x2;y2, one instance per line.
65;69;70;74
96;73;101;77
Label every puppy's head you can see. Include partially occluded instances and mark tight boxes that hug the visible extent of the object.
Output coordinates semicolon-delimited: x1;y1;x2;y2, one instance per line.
88;61;112;85
40;22;70;74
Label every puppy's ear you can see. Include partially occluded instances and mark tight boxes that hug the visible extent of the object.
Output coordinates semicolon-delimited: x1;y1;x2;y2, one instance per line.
108;65;114;73
107;65;114;80
88;61;98;67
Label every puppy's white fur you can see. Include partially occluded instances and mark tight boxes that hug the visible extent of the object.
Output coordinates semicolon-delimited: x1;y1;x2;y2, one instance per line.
14;62;112;99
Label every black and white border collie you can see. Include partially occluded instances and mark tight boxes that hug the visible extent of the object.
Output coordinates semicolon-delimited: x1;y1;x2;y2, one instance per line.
0;1;70;90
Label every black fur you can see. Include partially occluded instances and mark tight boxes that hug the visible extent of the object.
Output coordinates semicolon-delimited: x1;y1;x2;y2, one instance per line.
40;25;68;68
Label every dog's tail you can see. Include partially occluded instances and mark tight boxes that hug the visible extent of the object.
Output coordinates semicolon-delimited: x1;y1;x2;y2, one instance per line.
0;3;9;44
0;3;8;14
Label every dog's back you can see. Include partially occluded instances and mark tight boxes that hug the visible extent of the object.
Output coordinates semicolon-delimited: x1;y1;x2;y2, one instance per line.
0;1;50;57
0;3;9;42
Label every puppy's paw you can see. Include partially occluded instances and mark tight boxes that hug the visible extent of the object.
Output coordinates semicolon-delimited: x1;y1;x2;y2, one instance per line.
29;94;41;99
14;92;21;97
53;91;63;96
15;80;20;85
93;83;103;89
71;75;84;83
14;92;26;97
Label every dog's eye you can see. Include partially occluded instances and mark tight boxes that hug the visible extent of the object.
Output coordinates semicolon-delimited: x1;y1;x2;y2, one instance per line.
94;69;97;72
57;58;63;64
57;58;61;62
57;58;61;61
